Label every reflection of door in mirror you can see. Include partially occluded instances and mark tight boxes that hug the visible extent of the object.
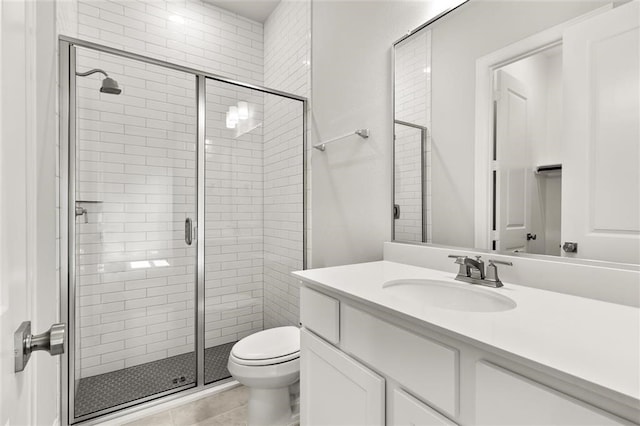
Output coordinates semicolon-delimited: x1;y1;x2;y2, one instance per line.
493;46;563;257
490;2;639;263
562;1;639;264
394;0;639;265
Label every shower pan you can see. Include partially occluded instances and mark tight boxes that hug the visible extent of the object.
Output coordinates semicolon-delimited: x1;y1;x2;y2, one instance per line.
59;37;306;424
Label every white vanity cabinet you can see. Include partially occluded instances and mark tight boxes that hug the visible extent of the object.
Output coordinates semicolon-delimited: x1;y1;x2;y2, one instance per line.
393;389;458;426
300;329;385;425
475;362;627;425
299;284;636;426
300;286;460;425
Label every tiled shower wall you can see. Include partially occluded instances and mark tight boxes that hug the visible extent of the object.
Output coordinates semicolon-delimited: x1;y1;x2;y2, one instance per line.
263;0;311;329
203;81;265;349
75;0;264;86
70;0;267;378
75;48;198;379
67;0;308;378
394;29;432;243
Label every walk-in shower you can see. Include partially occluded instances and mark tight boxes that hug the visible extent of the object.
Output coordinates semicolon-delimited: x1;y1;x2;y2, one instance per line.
60;38;306;424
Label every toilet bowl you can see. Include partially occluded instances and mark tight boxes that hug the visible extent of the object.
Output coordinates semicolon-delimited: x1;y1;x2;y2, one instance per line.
227;326;300;426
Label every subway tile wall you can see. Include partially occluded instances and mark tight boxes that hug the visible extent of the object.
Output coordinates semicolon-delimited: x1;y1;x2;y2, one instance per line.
72;0;267;378
75;0;264;86
394;29;432;243
67;0;309;378
263;0;311;329
204;80;265;349
75;47;199;378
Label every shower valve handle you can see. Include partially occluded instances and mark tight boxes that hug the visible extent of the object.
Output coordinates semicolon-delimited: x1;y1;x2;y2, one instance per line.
75;206;88;223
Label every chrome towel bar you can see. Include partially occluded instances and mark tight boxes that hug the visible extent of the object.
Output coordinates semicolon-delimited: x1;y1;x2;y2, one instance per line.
314;128;369;151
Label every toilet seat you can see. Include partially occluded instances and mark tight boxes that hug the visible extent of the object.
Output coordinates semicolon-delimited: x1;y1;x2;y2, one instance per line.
230;351;299;366
231;326;300;366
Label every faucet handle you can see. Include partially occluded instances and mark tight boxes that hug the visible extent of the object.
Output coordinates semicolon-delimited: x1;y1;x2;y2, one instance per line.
486;259;512;287
448;254;467;264
448;254;468;277
488;259;512;266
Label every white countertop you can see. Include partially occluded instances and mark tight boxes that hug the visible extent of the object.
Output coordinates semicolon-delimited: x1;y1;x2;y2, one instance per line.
293;261;640;404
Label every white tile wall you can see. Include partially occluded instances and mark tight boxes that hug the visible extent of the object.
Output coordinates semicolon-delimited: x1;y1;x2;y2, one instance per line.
75;0;264;86
67;0;309;378
75;47;198;378
70;0;267;378
394;29;432;243
204;80;265;349
263;0;311;329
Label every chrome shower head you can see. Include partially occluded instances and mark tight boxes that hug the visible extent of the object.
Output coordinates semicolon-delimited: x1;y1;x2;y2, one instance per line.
76;68;122;95
100;77;122;95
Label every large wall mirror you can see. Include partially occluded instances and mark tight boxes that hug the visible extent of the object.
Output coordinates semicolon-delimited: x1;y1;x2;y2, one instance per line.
392;0;639;265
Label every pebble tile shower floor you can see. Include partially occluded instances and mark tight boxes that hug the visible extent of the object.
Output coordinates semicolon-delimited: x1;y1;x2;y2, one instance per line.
75;342;236;418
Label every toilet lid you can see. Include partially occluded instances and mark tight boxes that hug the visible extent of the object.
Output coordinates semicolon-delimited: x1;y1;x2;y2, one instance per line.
231;326;300;362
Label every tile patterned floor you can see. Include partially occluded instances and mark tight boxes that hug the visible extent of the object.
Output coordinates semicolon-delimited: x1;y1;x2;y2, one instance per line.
121;385;300;426
75;342;236;418
122;385;250;426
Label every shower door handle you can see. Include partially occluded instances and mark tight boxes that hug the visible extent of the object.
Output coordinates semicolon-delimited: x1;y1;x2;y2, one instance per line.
185;217;193;245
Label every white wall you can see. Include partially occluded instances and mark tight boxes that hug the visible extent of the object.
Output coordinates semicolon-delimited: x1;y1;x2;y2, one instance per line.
311;0;457;267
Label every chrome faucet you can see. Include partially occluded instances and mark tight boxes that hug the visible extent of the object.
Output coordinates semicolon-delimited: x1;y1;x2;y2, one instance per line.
448;255;512;288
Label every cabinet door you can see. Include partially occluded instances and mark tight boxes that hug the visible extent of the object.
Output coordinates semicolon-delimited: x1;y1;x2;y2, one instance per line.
393;389;457;426
475;362;627;425
301;329;385;426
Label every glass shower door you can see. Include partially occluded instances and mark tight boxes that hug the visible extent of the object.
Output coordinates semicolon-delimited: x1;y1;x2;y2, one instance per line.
71;46;198;420
202;78;305;384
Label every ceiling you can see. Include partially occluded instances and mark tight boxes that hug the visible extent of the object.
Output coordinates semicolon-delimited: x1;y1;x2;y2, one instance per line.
203;0;281;23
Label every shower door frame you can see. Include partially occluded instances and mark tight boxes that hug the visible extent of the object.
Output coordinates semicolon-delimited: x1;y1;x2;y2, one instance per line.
59;36;308;425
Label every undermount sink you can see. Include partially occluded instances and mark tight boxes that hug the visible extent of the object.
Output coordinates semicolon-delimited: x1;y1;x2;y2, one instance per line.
382;279;517;312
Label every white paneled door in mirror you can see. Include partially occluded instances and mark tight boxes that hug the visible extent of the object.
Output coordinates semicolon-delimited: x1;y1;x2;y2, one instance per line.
562;1;640;264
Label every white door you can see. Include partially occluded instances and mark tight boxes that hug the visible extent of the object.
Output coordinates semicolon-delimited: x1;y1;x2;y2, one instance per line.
1;1;60;425
300;329;385;426
562;1;640;264
494;70;532;253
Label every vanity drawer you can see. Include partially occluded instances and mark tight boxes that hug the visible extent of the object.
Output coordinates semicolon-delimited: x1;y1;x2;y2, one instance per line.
300;286;340;344
475;361;627;425
393;388;457;426
342;305;458;417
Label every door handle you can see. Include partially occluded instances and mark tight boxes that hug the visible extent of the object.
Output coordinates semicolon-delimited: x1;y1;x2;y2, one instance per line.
185;217;193;246
393;204;401;219
15;321;66;372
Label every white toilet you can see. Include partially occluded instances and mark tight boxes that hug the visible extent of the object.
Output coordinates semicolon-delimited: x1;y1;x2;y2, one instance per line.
227;326;300;426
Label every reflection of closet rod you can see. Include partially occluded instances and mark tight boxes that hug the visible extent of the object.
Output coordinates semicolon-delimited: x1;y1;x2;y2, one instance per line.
535;164;562;174
314;129;370;151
